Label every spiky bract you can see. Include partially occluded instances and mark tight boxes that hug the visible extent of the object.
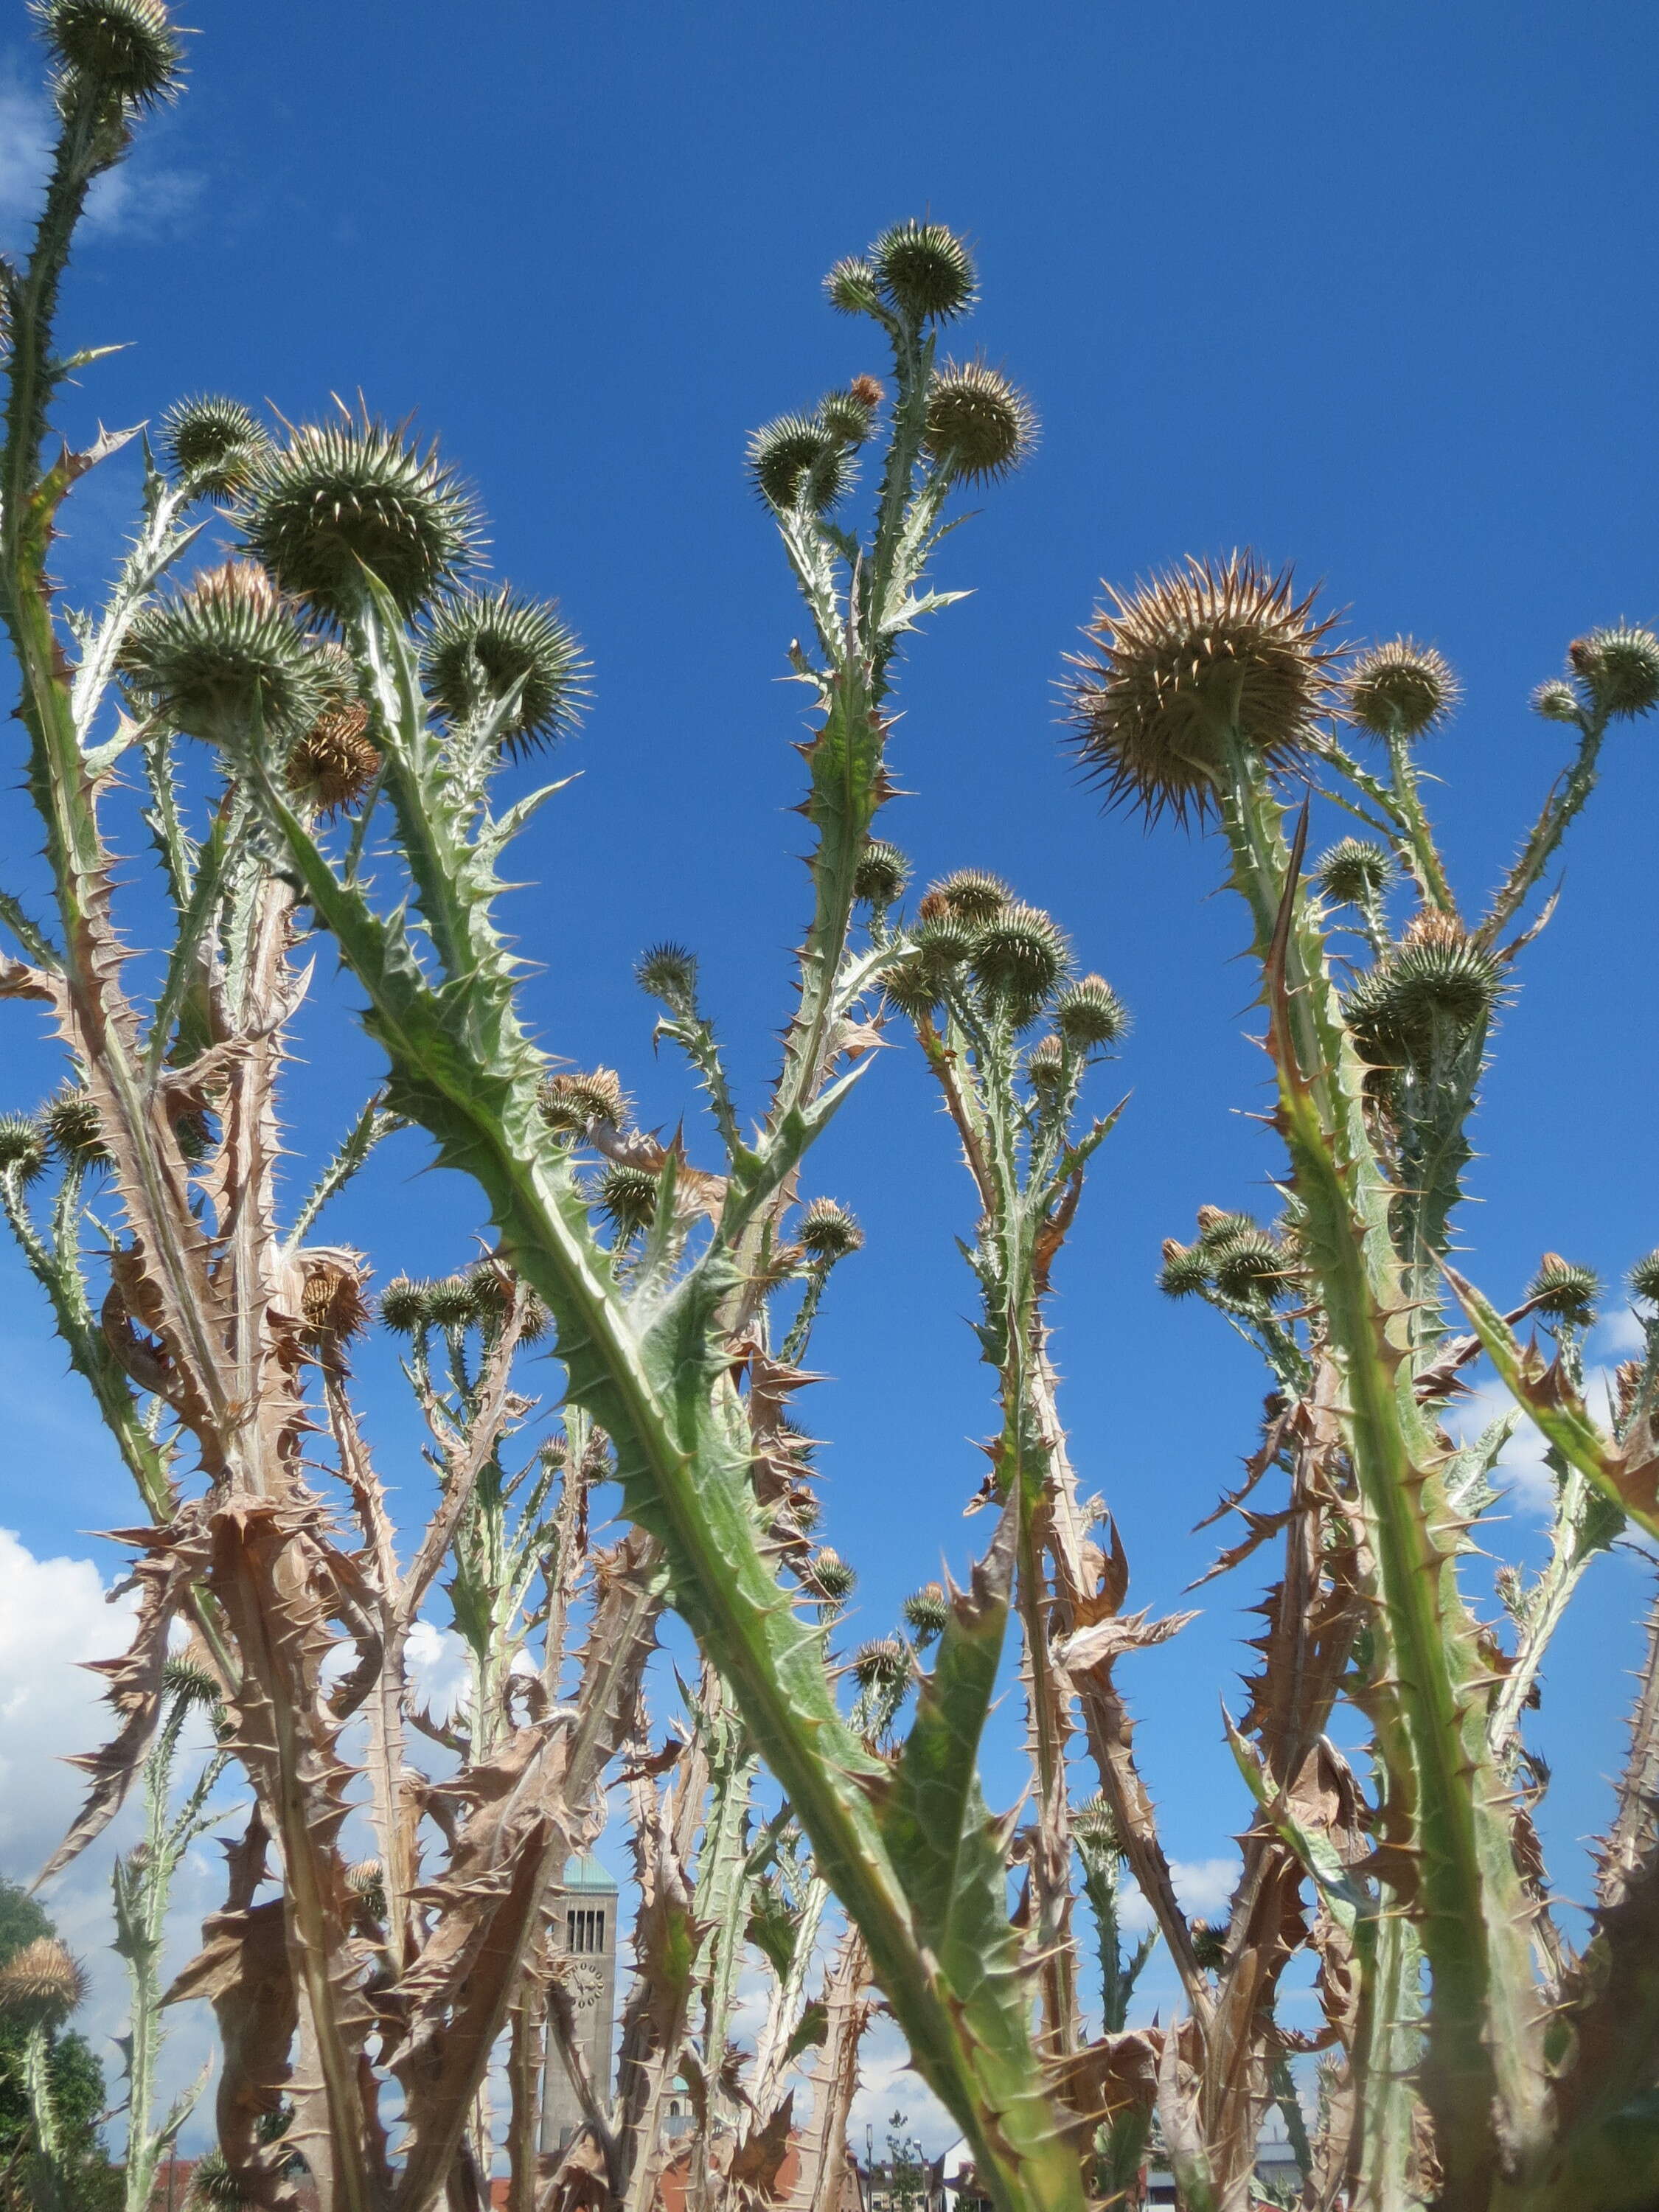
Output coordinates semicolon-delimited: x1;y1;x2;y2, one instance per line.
540;1068;626;1138
913;908;977;967
1316;837;1396;907
41;1087;106;1165
924;869;1012;924
422;1275;481;1332
1527;1253;1600;1327
597;1163;658;1237
1531;678;1582;724
1158;1239;1211;1299
922;361;1036;484
1055;973;1129;1050
969;903;1071;1006
851;1636;909;1690
422;587;587;754
38;0;183;107
853;840;909;908
1346;639;1459;740
746;414;848;513
161;394;269;501
1629;1251;1659;1305
1568;626;1659;719
377;1276;431;1334
1071;1795;1122;1855
119;562;319;743
1343;928;1504;1060
0;1937;86;2025
285;699;380;815
1068;554;1340;822
241;417;479;621
635;943;698;1011
799;1198;863;1263
808;1548;856;1601
871;219;977;323
0;1114;47;1183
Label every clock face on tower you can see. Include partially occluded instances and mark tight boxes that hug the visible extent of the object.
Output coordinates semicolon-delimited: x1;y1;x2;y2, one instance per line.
562;1958;605;2011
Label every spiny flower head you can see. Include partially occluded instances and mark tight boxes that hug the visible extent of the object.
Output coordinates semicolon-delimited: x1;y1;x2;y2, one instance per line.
871;219;977;322
852;840;909;909
912;907;977;967
1071;1794;1123;1856
1527;1253;1599;1328
1206;1226;1293;1307
1531;678;1582;724
285;699;380;815
969;903;1071;1008
597;1163;658;1237
1568;625;1659;720
850;1636;909;1691
462;1260;551;1343
241;415;480;622
1158;1239;1211;1299
0;1937;86;2025
922;360;1036;484
119;561;319;743
746;413;849;513
422;1274;483;1332
922;869;1013;924
808;1548;856;1601
41;1086;107;1166
824;256;883;317
1629;1250;1659;1306
161;394;270;501
422;586;588;755
1054;973;1128;1050
635;943;699;1012
1345;639;1458;740
540;1068;627;1136
1026;1034;1064;1089
798;1197;863;1263
1343;928;1504;1060
818;387;879;445
37;0;184;108
902;1582;949;1642
0;1114;48;1183
377;1276;432;1335
1316;836;1396;907
1068;553;1341;822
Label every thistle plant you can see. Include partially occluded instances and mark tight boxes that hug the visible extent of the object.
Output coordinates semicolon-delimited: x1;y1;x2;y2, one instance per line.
4;10;1659;2212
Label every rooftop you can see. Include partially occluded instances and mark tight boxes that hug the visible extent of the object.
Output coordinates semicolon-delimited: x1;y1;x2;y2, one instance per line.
561;1849;617;1893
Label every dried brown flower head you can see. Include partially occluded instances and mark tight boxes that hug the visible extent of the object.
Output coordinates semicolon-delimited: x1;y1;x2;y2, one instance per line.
285;698;380;815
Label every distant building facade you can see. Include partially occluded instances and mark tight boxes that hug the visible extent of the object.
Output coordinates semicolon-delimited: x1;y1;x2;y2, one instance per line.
539;1851;620;2153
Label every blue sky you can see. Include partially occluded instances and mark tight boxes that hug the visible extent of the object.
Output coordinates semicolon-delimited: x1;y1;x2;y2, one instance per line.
1;0;1657;2070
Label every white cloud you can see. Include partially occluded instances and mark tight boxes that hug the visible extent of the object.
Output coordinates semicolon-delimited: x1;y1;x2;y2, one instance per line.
0;72;52;246
406;1616;472;1719
1596;1307;1649;1358
0;58;201;253
1119;1854;1239;1935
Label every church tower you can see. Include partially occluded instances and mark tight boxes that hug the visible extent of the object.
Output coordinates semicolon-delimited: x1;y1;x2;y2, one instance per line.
540;1851;619;2153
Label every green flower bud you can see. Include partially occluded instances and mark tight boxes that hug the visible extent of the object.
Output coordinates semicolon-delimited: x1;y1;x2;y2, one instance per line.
902;1582;949;1643
1530;678;1582;724
597;1163;658;1237
850;1636;909;1691
241;417;480;622
1071;1794;1121;1857
798;1197;863;1263
969;903;1071;1006
913;908;976;967
1568;626;1659;719
422;587;588;756
1026;1034;1065;1089
635;943;698;1011
0;1114;48;1184
808;1548;856;1601
539;1068;627;1136
817;388;877;445
1343;925;1503;1060
1207;1227;1292;1306
824;256;882;317
38;0;184;108
1315;837;1396;907
1054;973;1129;1050
1069;554;1340;823
41;1087;107;1166
852;840;909;909
870;220;976;324
922;360;1037;484
746;413;849;513
1158;1239;1211;1300
1345;639;1459;740
377;1276;431;1334
119;562;321;744
1628;1250;1659;1306
922;869;1012;925
1526;1253;1599;1328
160;394;271;502
422;1275;481;1332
